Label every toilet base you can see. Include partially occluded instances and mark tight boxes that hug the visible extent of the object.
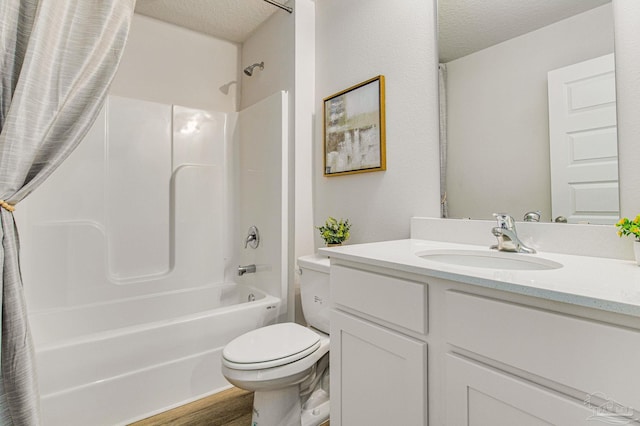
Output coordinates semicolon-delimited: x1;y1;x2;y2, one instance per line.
252;386;301;426
301;388;330;426
251;386;330;426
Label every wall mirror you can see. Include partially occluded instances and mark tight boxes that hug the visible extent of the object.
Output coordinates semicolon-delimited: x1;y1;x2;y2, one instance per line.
438;0;618;224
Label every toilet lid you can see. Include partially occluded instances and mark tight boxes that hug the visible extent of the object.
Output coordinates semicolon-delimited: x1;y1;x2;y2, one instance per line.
223;323;321;370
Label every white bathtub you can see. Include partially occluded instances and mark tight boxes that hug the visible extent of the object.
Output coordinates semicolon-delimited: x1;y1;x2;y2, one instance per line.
29;283;281;426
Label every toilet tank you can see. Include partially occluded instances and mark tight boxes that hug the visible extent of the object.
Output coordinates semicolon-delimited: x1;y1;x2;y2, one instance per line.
298;254;331;334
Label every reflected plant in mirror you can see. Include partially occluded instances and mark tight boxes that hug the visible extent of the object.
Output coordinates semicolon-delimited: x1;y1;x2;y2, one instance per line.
615;216;640;241
438;0;619;224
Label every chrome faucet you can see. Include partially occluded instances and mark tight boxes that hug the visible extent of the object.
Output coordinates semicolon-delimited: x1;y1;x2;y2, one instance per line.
238;264;257;276
490;213;536;254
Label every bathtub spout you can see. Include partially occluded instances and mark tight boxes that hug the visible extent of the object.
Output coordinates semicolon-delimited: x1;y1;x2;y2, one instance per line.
238;264;257;276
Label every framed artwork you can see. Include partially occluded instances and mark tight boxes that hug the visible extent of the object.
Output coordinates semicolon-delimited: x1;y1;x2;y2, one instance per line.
323;75;386;176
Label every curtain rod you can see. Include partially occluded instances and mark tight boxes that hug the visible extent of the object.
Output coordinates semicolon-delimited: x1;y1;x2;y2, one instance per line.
262;0;292;14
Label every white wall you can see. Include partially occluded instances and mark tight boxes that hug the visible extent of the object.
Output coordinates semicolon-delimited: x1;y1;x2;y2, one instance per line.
292;0;316;264
445;5;614;221
613;0;640;217
241;0;315;322
293;1;316;323
240;7;294;110
314;0;440;246
111;14;239;112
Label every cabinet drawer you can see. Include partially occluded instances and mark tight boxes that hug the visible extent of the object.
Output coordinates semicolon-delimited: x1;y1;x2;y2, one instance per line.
446;291;640;410
331;265;427;334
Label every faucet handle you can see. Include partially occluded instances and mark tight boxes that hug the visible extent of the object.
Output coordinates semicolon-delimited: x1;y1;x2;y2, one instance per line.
244;225;260;249
523;211;541;222
493;213;515;230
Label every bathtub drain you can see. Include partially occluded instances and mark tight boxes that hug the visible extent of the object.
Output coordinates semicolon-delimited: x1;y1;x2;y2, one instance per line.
248;293;256;302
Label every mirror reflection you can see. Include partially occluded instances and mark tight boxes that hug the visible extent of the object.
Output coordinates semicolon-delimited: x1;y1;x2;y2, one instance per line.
438;0;618;224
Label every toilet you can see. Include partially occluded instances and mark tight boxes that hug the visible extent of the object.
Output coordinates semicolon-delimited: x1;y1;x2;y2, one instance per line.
221;254;331;426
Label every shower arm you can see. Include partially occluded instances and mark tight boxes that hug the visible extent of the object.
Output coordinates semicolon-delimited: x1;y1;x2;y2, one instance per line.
262;0;292;14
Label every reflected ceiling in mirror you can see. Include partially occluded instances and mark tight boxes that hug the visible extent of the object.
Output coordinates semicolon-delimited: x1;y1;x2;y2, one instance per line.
439;0;612;62
438;0;618;224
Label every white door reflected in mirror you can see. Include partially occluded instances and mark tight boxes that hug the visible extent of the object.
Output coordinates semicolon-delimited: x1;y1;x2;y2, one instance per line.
548;53;619;225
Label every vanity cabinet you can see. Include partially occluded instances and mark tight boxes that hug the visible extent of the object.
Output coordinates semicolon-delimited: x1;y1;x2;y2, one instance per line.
329;260;640;426
330;265;428;426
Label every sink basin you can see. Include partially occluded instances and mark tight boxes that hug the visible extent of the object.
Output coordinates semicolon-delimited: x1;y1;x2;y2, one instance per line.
416;249;562;271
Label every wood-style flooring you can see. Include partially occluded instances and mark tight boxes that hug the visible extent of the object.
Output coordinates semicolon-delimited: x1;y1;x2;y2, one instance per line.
129;387;253;426
129;387;330;426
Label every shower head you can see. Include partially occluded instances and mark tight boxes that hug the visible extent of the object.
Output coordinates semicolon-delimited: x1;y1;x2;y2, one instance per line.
243;61;264;77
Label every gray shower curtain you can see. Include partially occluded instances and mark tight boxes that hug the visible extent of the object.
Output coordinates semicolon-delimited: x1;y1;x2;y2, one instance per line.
439;63;449;218
0;1;135;423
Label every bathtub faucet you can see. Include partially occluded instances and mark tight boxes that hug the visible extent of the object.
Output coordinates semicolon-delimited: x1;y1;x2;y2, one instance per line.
238;264;257;276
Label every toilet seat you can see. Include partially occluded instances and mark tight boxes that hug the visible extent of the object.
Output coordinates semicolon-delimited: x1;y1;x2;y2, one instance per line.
222;323;321;370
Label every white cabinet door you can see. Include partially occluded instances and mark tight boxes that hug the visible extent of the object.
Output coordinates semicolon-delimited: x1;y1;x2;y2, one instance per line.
548;54;618;224
330;310;427;426
446;354;597;426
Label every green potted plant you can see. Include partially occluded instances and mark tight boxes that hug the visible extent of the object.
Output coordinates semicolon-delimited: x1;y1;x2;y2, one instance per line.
615;215;640;265
317;217;351;246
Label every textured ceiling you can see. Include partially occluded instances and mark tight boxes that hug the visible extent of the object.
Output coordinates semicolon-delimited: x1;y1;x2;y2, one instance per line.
439;0;612;62
134;0;280;43
135;0;611;58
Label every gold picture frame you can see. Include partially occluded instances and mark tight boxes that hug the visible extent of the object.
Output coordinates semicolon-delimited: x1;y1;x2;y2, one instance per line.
323;75;386;176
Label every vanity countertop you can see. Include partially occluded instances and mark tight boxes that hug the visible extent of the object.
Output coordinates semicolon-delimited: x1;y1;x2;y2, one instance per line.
319;239;640;318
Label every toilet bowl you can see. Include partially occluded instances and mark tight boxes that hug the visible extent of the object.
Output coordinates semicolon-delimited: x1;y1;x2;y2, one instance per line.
221;254;331;426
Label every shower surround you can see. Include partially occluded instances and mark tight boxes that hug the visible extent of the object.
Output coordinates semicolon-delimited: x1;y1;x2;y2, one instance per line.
17;92;289;425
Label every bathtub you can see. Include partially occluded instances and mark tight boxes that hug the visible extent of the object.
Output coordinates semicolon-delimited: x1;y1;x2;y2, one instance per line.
29;283;281;426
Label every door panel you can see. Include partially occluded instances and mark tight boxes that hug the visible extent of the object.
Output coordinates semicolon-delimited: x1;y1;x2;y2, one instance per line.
548;54;618;224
